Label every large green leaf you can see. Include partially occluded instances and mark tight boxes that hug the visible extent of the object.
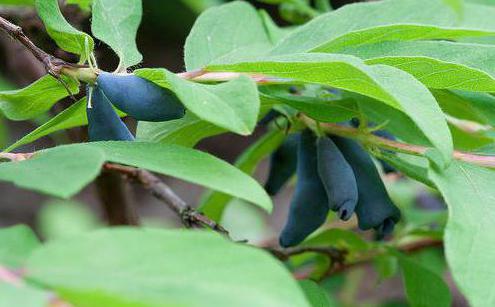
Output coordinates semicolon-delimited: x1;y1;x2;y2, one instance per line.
429;161;495;306
26;228;310;307
136;69;260;135
0;75;79;121
0;142;272;212
209;53;453;163
340;41;495;92
35;0;93;57
184;1;272;70
0;145;105;198
270;0;495;55
397;253;452;307
4;98;87;152
0;225;40;268
199;128;285;221
91;142;272;212
91;0;143;69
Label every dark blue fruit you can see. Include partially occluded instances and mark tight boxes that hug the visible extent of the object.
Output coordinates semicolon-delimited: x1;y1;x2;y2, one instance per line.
332;136;401;239
280;130;329;247
265;134;298;195
97;72;185;122
317;136;358;221
86;85;134;142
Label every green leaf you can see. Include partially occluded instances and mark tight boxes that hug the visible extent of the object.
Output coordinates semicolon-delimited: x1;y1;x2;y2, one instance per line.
0;145;105;198
259;9;292;45
0;225;40;268
397;253;452;307
136;112;225;147
35;0;93;57
199;128;285;221
261;89;358;123
298;280;334;307
433;90;495;127
428;161;495;307
0;75;79;121
91;0;143;69
136;93;275;147
0;0;34;6
26;228;311;307
301;229;369;252
0;142;272;212
460;3;495;45
209;53;453;163
341;41;495;92
136;69;260;135
184;1;272;70
270;0;494;55
91;142;272;212
4;98;87;152
0;282;50;307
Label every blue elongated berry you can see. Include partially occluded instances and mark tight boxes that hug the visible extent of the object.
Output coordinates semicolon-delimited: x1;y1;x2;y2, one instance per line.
279;130;329;247
317;136;358;221
265;134;298;195
86;85;134;142
97;72;185;122
332;136;401;239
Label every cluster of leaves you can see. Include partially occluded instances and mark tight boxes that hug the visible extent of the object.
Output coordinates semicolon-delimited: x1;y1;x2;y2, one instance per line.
1;0;495;305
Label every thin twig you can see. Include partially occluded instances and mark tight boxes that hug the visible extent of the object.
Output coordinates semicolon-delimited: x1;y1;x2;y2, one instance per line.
103;163;229;235
301;116;495;169
269;237;442;280
0;16;77;77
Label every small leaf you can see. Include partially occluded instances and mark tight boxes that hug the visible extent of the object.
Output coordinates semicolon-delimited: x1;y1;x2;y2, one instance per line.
301;228;369;252
26;228;311;307
199;128;285;221
298;280;334;307
91;0;143;69
0;0;34;5
0;225;40;268
137;112;225;147
397;253;452;307
0;75;79;121
184;1;272;70
136;69;260;135
35;0;93;57
4;98;87;152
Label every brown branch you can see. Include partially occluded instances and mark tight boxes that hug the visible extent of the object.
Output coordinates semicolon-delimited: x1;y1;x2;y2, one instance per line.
0;15;96;85
96;171;139;226
269;237;442;280
0;16;73;77
301;116;495;169
103;163;229;235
